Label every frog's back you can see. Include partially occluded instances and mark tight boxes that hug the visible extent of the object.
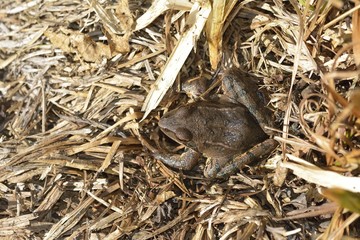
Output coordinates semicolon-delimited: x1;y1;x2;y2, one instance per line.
189;101;267;158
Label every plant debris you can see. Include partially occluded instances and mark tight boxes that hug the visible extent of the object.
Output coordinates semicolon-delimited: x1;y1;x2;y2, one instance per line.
0;0;360;239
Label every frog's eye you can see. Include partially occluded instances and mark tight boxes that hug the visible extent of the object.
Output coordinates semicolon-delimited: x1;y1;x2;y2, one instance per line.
175;128;192;142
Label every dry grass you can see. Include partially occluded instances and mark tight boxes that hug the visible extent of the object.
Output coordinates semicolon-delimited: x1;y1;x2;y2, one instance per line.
0;0;359;239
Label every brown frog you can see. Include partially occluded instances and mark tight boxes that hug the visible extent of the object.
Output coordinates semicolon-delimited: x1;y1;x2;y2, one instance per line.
156;68;278;178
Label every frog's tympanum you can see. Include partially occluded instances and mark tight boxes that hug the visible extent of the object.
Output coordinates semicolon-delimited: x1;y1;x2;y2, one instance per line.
156;68;278;178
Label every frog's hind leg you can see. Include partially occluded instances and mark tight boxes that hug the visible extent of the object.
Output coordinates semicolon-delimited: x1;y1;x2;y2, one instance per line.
154;148;201;171
211;139;278;178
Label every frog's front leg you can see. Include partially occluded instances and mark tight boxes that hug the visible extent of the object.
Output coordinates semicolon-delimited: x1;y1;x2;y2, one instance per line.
204;139;278;178
154;148;201;170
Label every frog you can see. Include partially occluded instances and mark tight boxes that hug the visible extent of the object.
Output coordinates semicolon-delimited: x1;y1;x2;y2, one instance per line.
155;67;278;178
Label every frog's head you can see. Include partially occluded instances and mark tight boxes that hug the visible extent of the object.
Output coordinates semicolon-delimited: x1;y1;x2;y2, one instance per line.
159;106;194;144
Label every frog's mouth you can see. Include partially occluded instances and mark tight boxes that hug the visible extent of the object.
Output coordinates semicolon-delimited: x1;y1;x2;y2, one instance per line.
159;125;193;144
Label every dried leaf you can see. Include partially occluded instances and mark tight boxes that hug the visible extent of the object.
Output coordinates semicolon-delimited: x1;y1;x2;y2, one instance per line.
321;188;360;214
141;1;211;119
352;1;360;65
205;0;237;69
44;28;112;63
103;26;131;54
283;154;360;193
115;0;134;33
89;0;123;34
135;0;193;31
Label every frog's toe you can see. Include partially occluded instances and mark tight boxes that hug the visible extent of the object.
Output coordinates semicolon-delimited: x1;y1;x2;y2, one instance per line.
204;159;224;178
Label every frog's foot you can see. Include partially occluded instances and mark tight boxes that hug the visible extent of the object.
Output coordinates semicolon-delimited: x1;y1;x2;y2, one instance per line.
154;148;201;171
205;139;278;178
